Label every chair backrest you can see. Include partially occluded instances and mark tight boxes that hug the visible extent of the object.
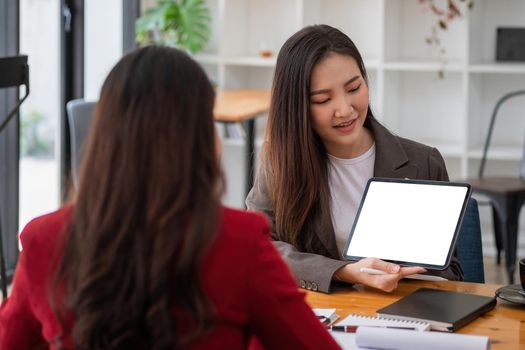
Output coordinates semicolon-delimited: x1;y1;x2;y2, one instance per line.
66;99;96;186
455;198;485;283
478;90;525;179
522;130;525;179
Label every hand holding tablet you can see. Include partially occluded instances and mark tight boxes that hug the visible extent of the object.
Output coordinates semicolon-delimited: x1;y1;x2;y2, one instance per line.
359;267;447;281
359;267;390;275
335;257;426;292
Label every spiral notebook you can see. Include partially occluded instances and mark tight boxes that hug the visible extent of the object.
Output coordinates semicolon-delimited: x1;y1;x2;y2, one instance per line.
335;314;431;332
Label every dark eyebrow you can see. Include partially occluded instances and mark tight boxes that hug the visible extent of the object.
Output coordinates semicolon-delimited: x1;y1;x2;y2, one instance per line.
310;76;360;96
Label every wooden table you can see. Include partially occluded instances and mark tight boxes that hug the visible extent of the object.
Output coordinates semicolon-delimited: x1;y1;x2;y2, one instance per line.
306;280;525;350
213;89;271;198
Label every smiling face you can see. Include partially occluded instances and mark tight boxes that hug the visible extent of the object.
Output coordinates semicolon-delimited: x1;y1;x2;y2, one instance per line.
309;52;374;159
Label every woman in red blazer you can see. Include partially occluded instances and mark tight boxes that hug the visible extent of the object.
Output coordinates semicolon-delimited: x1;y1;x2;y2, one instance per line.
0;46;340;350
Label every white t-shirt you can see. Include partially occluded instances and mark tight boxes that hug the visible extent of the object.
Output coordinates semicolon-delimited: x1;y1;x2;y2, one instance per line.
328;144;376;255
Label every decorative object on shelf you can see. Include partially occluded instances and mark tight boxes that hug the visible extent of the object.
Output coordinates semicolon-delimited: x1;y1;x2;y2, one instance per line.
496;27;525;62
135;0;211;54
258;40;273;58
259;50;273;58
418;0;474;78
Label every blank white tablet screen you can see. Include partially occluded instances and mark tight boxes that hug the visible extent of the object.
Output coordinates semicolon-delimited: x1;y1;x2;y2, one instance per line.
344;181;469;266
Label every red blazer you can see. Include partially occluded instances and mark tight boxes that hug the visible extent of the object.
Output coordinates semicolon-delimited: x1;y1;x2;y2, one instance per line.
0;206;340;349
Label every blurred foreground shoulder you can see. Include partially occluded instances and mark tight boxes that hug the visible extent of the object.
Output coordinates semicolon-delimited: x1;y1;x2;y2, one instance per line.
220;206;271;238
19;205;72;253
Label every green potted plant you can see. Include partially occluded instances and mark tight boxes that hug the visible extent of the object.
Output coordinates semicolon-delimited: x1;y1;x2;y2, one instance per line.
20;111;54;158
135;0;211;54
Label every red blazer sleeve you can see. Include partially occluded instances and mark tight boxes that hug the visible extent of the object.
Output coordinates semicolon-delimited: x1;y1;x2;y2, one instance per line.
246;216;341;350
0;249;47;349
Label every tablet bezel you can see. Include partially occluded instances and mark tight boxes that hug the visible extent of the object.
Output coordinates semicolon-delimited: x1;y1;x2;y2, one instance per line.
342;177;472;270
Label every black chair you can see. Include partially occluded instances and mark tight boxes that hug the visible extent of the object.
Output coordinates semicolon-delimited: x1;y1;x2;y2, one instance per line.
456;198;485;283
466;90;525;284
66;99;96;187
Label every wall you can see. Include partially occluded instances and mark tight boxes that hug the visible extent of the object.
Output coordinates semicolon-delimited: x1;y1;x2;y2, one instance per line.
85;0;123;100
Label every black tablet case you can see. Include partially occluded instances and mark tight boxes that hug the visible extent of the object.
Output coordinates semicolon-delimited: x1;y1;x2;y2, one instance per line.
343;178;472;270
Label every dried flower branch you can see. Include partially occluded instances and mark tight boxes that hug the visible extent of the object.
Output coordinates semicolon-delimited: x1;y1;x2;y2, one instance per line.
418;0;474;78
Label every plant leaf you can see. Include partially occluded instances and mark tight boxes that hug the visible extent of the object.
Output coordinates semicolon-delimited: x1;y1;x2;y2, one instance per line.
177;0;211;53
135;0;211;53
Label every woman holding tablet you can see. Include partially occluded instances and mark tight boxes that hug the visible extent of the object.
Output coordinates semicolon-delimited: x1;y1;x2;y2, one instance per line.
246;25;463;293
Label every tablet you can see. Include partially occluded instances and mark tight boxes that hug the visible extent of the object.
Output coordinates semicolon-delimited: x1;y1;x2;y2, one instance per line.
342;178;472;270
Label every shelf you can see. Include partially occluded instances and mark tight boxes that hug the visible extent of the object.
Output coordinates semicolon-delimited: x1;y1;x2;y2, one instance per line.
426;142;464;158
467;0;525;65
221;57;380;69
467;145;523;161
384;0;467;64
224;56;277;67
194;53;220;64
468;63;525;74
383;61;463;72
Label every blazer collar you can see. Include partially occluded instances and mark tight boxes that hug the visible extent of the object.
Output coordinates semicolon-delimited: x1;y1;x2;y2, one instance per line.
368;117;419;179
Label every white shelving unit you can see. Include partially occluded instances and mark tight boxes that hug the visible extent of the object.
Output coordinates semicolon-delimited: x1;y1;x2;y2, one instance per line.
200;0;525;256
201;0;525;177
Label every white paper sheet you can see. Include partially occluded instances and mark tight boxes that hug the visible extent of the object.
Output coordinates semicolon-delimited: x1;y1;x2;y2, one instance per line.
355;327;490;350
313;308;336;319
330;332;358;350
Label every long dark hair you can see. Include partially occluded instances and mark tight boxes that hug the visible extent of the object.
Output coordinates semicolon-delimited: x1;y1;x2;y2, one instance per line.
51;46;224;349
266;24;375;252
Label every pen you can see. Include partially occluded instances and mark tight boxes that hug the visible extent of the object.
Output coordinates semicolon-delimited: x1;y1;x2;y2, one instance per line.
328;325;359;333
328;325;417;333
359;267;388;275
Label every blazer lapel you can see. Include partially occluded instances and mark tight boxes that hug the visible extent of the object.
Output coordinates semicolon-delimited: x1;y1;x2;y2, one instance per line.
369;117;419;179
313;210;341;259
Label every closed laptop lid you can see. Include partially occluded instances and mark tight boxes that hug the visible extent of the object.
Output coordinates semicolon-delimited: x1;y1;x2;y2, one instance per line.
343;178;472;270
